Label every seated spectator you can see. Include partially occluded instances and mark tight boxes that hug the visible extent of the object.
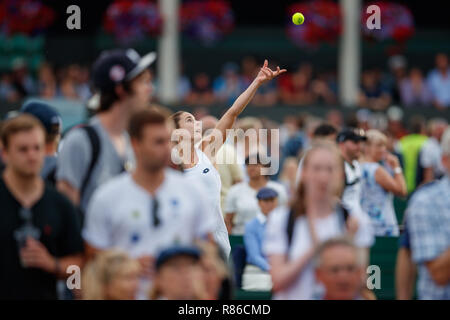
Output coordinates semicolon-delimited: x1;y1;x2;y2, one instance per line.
420;118;448;183
427;53;450;109
406;127;450;299
400;68;432;107
213;62;245;105
37;62;57;99
225;154;287;235
314;238;366;300
186;72;215;106
311;71;337;105
279;63;315;106
242;187;278;291
386;55;407;105
150;246;208;300
360;129;407;237
240;55;259;87
81;250;141;300
358;69;391;110
325;109;344;131
0;73;20;102
10;58;36;99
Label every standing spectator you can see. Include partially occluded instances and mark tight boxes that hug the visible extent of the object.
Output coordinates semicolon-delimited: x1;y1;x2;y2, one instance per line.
337;128;375;254
81;249;141;300
427;53;450;109
295;123;338;186
56;48;155;214
420;118;448;183
400;68;432;107
242;187;278;291
396;116;428;193
264;142;367;300
314;238;366;300
405;127;450;299
358;69;391;110
279;157;298;200
21;101;62;184
150;246;208;300
225;154;287;235
0;114;83;299
186;72;215;106
360;130;407;237
83;109;215;299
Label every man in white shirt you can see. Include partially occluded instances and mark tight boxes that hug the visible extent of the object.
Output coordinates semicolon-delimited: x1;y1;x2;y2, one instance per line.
83;109;215;299
337;128;375;250
420;118;448;183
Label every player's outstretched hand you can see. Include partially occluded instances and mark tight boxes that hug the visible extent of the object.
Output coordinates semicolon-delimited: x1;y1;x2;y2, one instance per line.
255;59;287;85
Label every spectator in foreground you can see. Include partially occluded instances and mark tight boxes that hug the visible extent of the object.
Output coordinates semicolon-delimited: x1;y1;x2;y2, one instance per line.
242;187;278;291
150;246;208;300
56;48;155;214
21;101;62;184
360;129;407;237
82;250;140;300
314;238;366;300
420;118;448;183
406;127;450;299
265;142;368;300
0;114;83;299
83;109;215;299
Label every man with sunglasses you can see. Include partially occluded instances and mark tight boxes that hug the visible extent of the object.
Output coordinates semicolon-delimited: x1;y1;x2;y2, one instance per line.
83;109;215;300
0;114;83;299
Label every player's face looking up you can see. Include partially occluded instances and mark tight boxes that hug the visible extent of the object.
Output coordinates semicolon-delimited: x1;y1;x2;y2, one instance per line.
175;112;202;143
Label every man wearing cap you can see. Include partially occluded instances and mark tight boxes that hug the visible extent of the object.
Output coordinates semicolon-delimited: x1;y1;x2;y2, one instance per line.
56;49;156;213
151;246;207;300
21;101;62;183
336;128;375;252
242;187;278;291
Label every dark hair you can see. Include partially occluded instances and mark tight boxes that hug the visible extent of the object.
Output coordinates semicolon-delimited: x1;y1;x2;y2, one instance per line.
169;111;185;129
98;80;133;113
0;114;45;149
128;109;167;139
313;123;337;138
408;115;426;134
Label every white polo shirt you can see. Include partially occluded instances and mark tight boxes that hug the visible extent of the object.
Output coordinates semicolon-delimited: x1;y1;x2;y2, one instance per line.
83;169;215;257
264;206;371;300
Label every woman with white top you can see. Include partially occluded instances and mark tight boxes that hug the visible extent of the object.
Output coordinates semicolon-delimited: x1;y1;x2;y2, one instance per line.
264;142;369;300
170;60;286;258
360;129;407;237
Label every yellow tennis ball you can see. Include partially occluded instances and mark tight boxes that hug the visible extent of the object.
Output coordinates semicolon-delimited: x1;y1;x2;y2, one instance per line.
292;12;304;25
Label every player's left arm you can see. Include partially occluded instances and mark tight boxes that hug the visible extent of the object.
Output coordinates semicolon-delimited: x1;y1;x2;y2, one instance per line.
201;60;286;153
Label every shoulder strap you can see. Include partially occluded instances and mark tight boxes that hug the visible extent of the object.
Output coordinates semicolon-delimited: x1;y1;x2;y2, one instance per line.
336;202;350;231
286;208;296;250
80;125;101;200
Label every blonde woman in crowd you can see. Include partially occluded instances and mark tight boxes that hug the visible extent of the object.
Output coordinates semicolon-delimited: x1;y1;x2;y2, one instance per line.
264;141;370;300
360;129;407;236
81;250;141;300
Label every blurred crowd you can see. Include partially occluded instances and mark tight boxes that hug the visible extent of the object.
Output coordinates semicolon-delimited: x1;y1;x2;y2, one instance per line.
1;53;450;111
0;47;449;301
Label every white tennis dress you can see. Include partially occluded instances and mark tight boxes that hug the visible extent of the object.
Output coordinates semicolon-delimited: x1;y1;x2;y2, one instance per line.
184;147;231;258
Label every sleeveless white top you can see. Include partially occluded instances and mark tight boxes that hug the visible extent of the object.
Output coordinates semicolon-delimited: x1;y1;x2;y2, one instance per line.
360;162;399;236
184;148;231;257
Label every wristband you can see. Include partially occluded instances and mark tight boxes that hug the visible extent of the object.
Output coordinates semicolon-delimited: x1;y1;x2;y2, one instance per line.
394;167;402;174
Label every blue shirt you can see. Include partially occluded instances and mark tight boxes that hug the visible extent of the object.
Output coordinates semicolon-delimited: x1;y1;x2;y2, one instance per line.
406;175;450;299
244;212;270;272
427;69;450;107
